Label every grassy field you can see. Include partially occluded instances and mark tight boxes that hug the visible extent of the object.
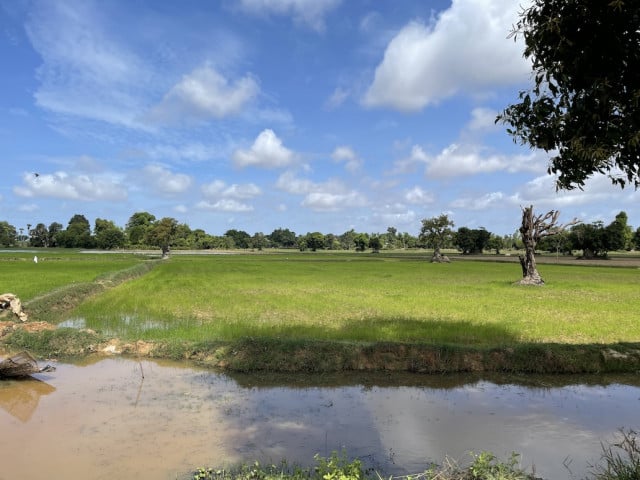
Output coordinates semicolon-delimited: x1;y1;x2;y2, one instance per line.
0;250;146;300
64;252;640;345
2;249;640;372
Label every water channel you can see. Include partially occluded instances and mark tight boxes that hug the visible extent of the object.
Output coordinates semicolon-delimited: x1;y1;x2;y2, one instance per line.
0;357;638;480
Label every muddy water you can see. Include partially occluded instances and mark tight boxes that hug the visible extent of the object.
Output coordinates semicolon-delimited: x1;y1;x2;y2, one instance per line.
1;359;639;480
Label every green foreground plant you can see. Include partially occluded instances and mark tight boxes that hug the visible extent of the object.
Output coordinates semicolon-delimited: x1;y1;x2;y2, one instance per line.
190;450;537;480
191;438;640;480
588;429;640;480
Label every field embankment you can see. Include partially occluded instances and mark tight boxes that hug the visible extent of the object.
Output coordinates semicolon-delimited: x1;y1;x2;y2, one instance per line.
2;250;639;373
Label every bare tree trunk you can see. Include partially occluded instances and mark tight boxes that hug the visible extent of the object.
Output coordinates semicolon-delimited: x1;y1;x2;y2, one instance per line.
516;205;578;286
518;206;544;284
431;247;450;263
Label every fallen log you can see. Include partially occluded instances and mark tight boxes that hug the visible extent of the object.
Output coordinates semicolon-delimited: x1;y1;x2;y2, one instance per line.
0;293;28;322
0;351;55;379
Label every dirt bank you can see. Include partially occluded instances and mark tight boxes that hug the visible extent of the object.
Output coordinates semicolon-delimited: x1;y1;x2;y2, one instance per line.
2;321;639;374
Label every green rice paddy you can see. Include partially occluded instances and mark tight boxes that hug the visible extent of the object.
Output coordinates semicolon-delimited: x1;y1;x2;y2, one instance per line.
41;251;640;346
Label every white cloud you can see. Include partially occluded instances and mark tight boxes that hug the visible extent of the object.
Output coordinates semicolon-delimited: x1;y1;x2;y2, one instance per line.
467;107;500;133
363;0;530;111
143;143;228;162
13;171;127;202
238;0;341;31
18;203;39;213
508;174;624;209
201;180;261;199
275;171;318;194
372;203;417;226
404;186;435;205
392;141;546;178
331;146;363;173
196;199;254;212
276;171;367;211
324;87;349;110
233;129;296;168
391;145;430;174
142;164;193;195
149;65;258;124
451;191;505;210
301;191;367;211
26;1;151;128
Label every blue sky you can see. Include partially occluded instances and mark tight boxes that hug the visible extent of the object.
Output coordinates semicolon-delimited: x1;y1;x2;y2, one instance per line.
1;0;638;238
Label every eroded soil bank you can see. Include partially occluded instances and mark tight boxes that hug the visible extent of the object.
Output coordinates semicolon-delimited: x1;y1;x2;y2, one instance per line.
2;320;640;374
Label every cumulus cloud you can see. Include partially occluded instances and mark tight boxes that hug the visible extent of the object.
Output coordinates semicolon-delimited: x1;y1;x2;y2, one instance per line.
201;180;261;199
142;164;193;195
197;179;261;212
276;171;368;211
13;171;127;201
331;146;363;173
372;203;417;226
149;65;259;124
508;174;626;209
196;199;254;212
233;129;296;168
363;0;530;111
404;186;435;205
238;0;342;31
301;191;367;211
394;144;545;178
467;107;500;133
451;191;505;210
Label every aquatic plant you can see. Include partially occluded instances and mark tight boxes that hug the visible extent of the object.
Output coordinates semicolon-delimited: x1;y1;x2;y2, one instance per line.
588;429;640;480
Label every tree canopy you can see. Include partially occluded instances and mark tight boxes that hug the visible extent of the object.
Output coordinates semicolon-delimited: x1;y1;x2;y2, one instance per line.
419;214;454;262
498;0;640;190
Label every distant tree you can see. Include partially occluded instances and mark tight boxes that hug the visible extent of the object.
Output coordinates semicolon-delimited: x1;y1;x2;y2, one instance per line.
400;232;417;249
29;223;49;247
633;227;640;251
323;233;341;250
0;221;17;247
538;230;572;256
268;228;297;248
188;229;210;249
604;211;633;252
224;229;250;249
498;0;640;190
47;222;63;247
304;232;325;252
339;229;356;250
94;218;125;250
58;214;94;248
353;233;369;252
518;206;577;285
250;232;268;251
455;227;491;255
419;214;454;263
369;235;382;253
386;227;398;249
145;217;178;258
125;212;156;246
486;235;504;255
569;222;608;259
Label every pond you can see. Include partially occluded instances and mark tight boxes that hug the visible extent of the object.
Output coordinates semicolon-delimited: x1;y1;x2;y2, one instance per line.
0;357;638;480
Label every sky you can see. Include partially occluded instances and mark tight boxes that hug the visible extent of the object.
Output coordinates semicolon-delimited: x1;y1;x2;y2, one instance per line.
1;0;638;238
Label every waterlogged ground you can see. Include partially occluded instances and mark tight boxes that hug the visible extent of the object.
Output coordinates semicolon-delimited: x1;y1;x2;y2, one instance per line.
1;358;639;480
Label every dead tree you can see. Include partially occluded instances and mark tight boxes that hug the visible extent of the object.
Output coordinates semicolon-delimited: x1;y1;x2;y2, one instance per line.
518;205;578;285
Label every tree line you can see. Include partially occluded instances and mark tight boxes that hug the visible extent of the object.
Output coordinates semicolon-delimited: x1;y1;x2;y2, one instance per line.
1;210;638;258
